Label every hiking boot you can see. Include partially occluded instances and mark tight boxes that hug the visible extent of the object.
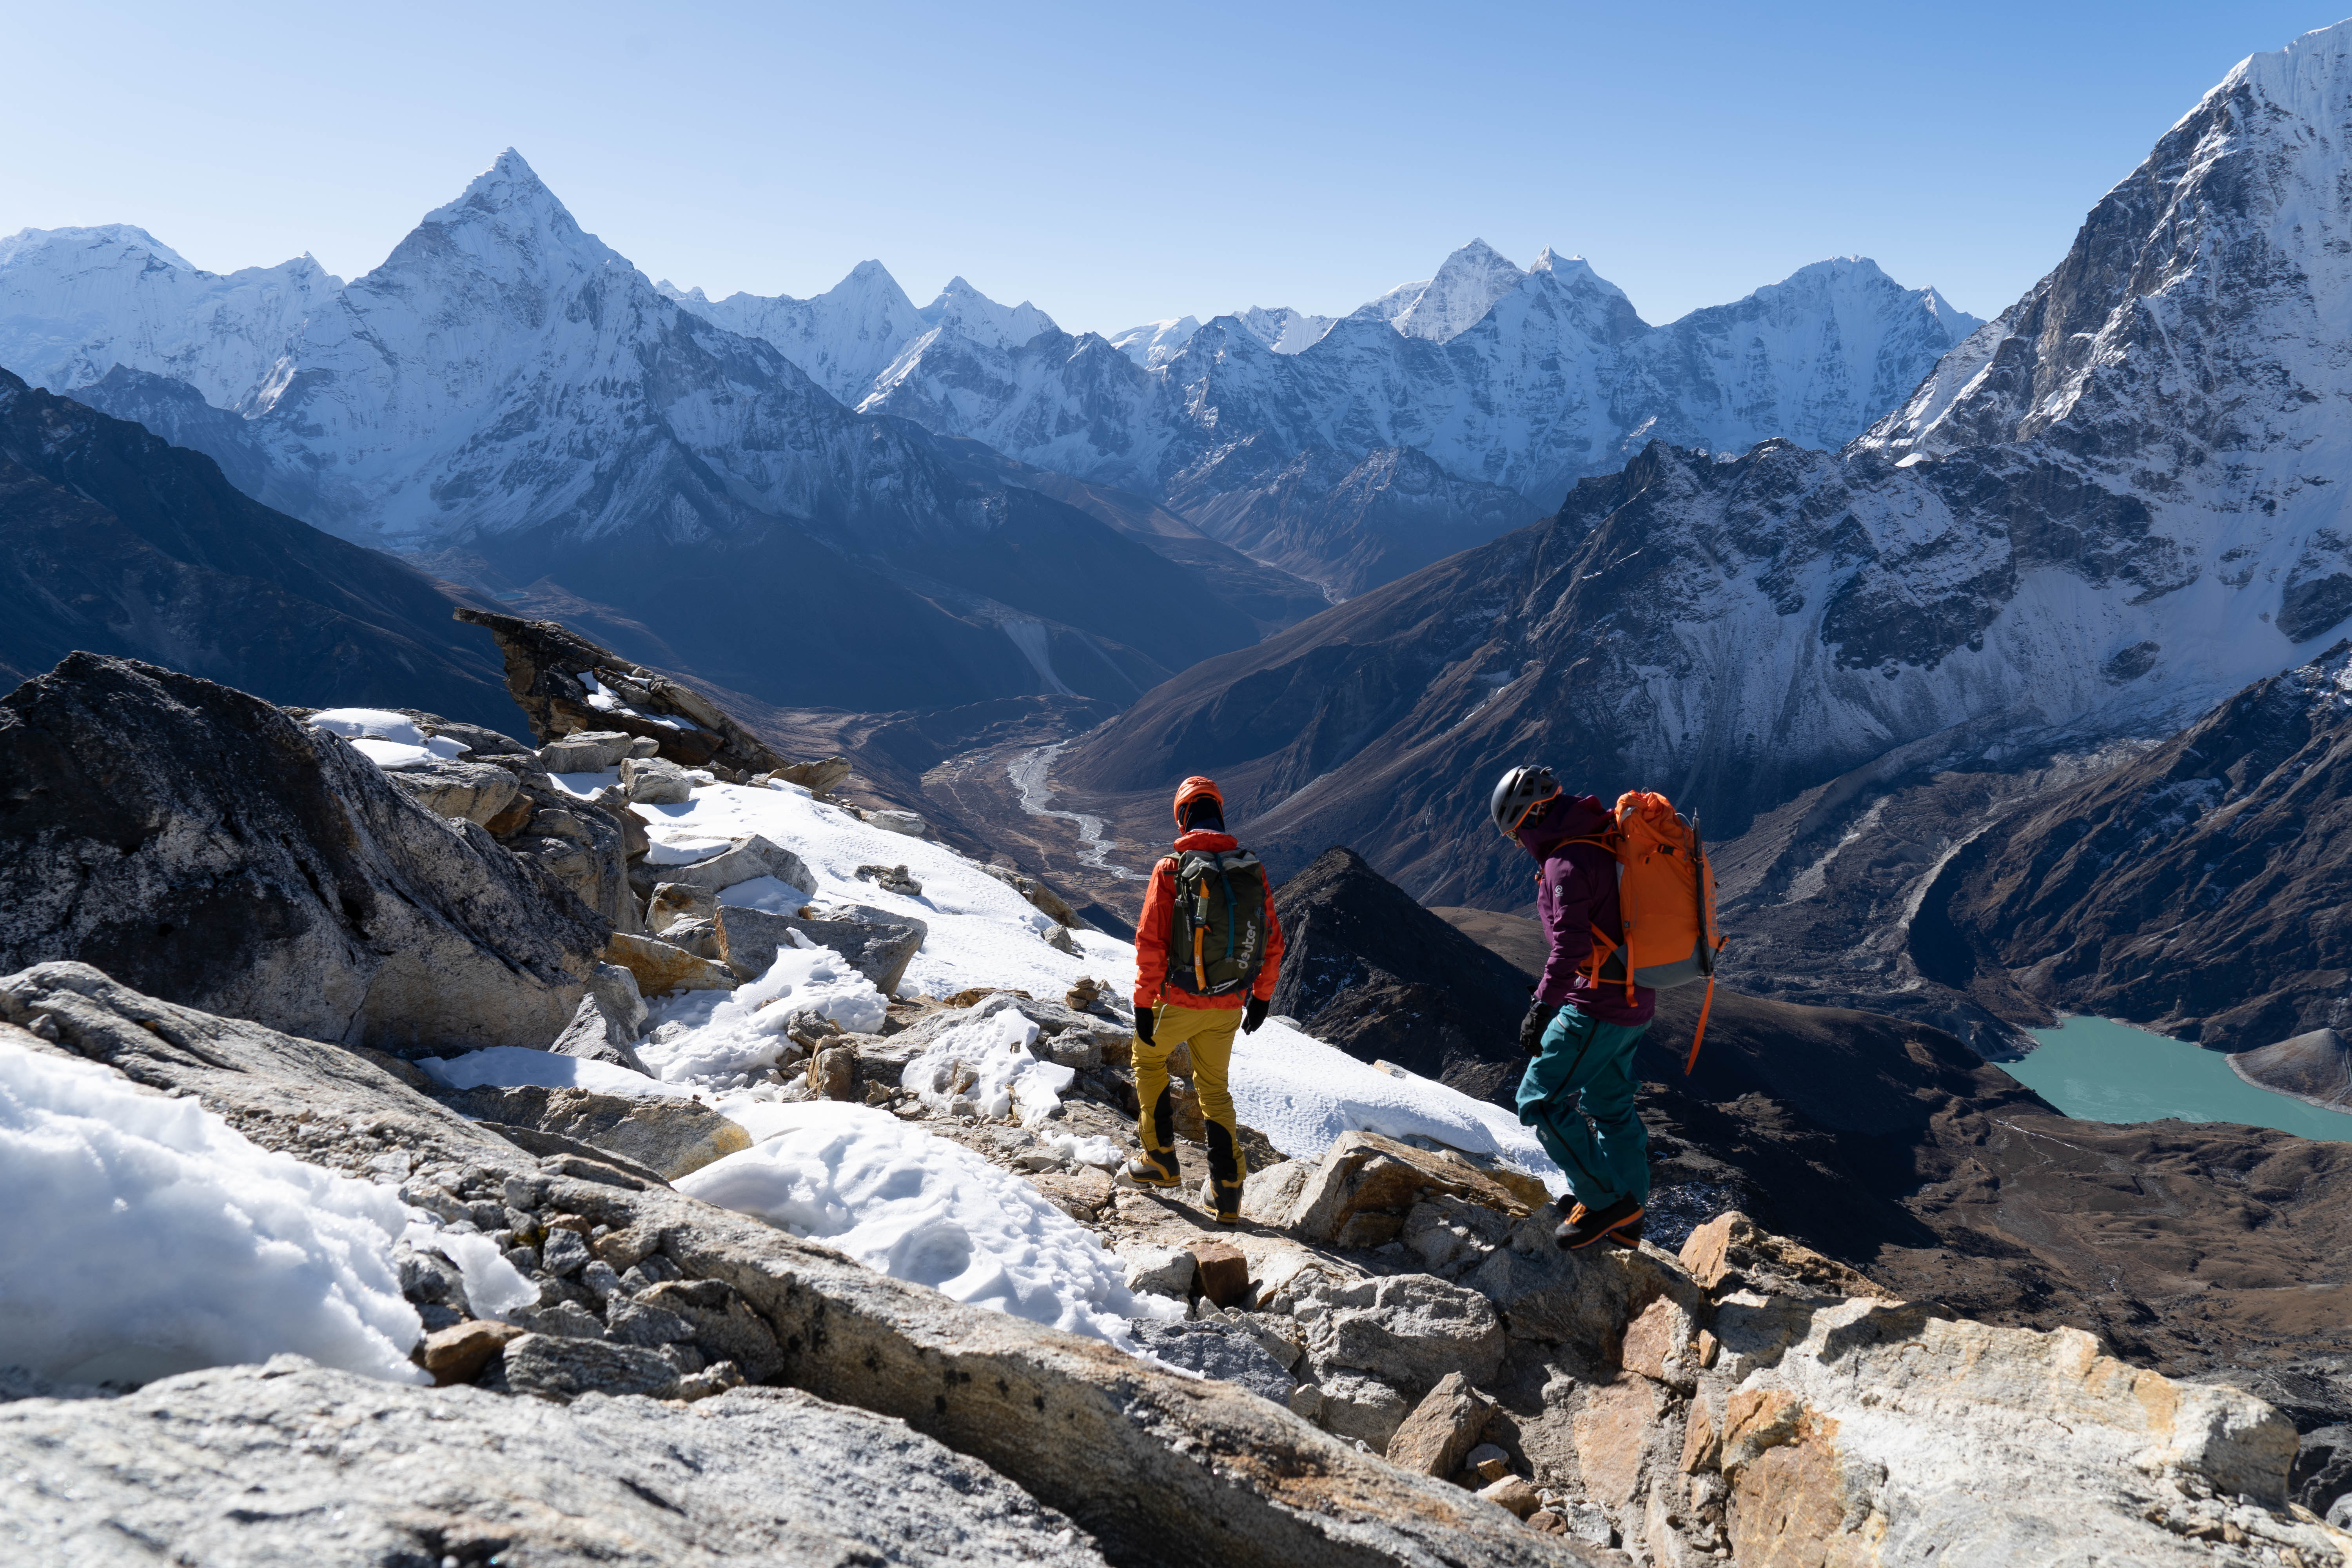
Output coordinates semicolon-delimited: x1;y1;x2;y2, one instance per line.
1210;1180;1244;1224
1123;1147;1181;1188
1604;1216;1646;1250
1554;1195;1644;1251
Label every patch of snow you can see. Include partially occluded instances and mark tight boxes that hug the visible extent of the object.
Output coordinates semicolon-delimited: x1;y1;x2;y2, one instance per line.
401;1224;539;1319
639;936;888;1088
307;708;463;770
675;1100;1180;1347
0;1038;426;1387
414;1046;691;1099
900;1007;1076;1127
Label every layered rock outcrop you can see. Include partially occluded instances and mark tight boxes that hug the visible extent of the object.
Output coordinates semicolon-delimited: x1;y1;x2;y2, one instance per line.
0;656;606;1054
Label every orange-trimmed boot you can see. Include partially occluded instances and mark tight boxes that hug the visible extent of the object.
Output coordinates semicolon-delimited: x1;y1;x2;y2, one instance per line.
1555;1195;1644;1250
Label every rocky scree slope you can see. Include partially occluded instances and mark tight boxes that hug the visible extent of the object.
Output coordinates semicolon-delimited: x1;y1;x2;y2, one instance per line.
0;369;518;725
4;958;2342;1566
0;962;1587;1568
1060;21;2352;912
2;154;1277;713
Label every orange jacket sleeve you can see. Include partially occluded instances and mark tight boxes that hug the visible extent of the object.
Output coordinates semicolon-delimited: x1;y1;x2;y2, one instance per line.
1252;878;1284;1003
1132;857;1176;1010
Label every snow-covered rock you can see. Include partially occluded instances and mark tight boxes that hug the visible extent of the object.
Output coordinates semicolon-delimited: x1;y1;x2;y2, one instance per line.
1107;314;1200;368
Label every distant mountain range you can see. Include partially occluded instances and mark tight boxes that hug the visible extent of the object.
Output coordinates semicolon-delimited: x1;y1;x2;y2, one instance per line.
0;155;1305;712
1;165;1976;623
1058;20;2352;914
655;238;1977;597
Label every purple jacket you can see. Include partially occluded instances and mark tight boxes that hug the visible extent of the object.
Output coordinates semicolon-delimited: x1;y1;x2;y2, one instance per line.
1517;793;1656;1027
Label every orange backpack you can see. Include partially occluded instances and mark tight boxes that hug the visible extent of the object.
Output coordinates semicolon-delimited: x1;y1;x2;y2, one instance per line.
1562;789;1727;1073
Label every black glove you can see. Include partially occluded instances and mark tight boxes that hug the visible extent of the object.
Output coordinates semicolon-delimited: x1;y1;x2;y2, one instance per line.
1519;1001;1560;1056
1134;1008;1156;1045
1243;996;1269;1034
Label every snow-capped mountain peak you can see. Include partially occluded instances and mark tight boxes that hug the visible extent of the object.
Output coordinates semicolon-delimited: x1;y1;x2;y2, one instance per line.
1389;238;1528;342
0;223;339;409
1108;316;1200;368
918;276;1058;349
1231;305;1336;355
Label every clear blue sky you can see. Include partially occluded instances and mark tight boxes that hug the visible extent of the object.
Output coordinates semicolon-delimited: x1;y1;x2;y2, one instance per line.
4;2;2342;335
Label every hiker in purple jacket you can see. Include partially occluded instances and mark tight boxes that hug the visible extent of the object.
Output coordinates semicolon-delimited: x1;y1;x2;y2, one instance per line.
1490;765;1655;1250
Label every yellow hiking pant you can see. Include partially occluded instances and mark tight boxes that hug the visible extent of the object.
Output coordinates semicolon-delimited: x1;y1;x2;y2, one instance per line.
1133;1002;1238;1156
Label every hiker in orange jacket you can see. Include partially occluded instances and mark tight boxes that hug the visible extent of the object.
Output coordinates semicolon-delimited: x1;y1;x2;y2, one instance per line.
1127;775;1284;1223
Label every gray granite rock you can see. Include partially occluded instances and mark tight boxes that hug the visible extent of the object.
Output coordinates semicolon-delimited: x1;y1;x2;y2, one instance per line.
1129;1319;1296;1405
715;903;925;995
0;1359;1110;1565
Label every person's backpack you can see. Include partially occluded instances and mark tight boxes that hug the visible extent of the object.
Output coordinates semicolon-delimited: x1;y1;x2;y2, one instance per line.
1163;848;1270;999
1566;790;1728;1072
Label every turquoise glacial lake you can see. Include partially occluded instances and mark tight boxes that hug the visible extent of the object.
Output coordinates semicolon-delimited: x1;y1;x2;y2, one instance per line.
2009;1016;2352;1143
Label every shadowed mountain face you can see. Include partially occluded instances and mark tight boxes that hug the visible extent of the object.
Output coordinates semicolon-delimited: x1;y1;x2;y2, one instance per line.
1267;847;1534;1102
1928;641;2352;1053
0;370;520;728
1441;905;2352;1385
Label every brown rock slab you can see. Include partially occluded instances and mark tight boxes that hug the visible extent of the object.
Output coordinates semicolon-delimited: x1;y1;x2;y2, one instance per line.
1385;1372;1497;1477
604;931;738;998
1619;1296;1699;1392
1279;1130;1535;1245
417;1319;525;1386
1679;1210;1896;1301
1192;1241;1252;1308
1478;1475;1542;1519
1572;1378;1666;1509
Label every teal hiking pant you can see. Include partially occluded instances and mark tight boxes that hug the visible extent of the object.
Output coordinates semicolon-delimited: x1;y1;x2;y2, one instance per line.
1515;1004;1651;1209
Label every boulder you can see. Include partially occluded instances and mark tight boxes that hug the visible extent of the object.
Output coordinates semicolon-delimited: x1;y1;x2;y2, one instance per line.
867;808;927;837
1290;1273;1508;1401
637;1279;788;1384
1119;1243;1198;1299
1618;1295;1700;1392
502;786;643;936
1277;1131;1535;1248
604;932;739;997
0;1362;1116;1566
453;608;799;777
1385;1372;1498;1477
1313;1370;1415;1449
1479;1475;1543;1520
856;862;924;895
417;1319;527;1386
384;757;522;826
1191;1240;1252;1309
1;961;1632;1568
0;656;604;1055
1128;1319;1297;1405
622;754;695;804
652;835;814;898
1678;1210;1897;1301
437;1083;750;1181
715;904;926;995
766;756;852;794
982;863;1089;929
538;730;635;772
648;881;718;935
550;962;652;1073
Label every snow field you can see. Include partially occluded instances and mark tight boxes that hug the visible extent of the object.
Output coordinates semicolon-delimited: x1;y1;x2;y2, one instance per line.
0;1038;426;1387
675;1100;1181;1348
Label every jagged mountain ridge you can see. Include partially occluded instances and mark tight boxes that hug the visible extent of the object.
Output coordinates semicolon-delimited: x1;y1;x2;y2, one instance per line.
1056;21;2352;912
0;154;1296;712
